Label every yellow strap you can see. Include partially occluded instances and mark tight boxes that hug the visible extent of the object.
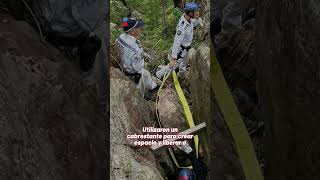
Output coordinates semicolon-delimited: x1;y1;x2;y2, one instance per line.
155;69;196;169
172;71;199;159
211;44;263;180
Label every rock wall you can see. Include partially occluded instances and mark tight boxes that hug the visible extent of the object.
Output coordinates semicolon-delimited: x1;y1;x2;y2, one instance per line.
158;86;189;131
189;44;211;172
190;0;247;178
190;42;246;179
0;15;105;180
213;22;263;179
110;67;165;180
256;1;320;179
208;0;265;178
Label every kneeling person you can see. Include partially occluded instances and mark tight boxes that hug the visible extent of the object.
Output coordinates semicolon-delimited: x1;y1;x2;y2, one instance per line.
116;18;158;96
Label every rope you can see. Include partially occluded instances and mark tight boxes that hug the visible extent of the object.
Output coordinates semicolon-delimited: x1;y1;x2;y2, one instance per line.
155;68;171;128
155;67;198;169
20;0;44;41
155;68;191;169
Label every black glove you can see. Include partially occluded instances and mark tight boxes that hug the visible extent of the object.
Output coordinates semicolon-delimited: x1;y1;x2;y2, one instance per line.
187;151;208;180
211;18;222;36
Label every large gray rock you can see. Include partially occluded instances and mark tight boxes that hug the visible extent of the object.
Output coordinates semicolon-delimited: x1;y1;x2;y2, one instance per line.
214;29;263;141
256;1;320;179
157;86;188;131
190;43;246;180
190;43;211;163
0;16;105;180
110;67;165;180
190;45;210;128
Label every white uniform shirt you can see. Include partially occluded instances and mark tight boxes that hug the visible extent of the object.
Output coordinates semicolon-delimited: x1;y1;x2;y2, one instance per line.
171;14;203;59
116;33;144;73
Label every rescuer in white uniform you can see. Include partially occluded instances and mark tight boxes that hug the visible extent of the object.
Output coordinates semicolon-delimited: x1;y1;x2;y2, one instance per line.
156;2;202;79
116;18;159;97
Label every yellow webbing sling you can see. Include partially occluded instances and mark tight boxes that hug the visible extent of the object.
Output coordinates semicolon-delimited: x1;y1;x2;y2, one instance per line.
156;69;199;169
211;44;263;180
172;71;199;159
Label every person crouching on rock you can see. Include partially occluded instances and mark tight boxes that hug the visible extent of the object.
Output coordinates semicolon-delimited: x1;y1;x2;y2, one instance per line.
116;17;161;99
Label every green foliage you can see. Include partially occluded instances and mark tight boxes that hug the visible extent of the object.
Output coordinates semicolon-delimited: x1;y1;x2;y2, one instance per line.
110;0;131;24
111;0;177;47
111;0;201;68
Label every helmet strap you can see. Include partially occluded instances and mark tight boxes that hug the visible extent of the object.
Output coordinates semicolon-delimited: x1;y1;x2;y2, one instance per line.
186;12;194;19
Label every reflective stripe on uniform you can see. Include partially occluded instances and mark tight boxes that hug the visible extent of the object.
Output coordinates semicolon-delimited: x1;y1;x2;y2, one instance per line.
116;37;138;53
172;14;194;59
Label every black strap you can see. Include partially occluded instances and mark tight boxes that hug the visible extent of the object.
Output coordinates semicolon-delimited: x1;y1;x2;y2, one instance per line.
124;71;141;84
187;152;208;180
176;45;191;60
177;51;183;60
180;45;191;51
